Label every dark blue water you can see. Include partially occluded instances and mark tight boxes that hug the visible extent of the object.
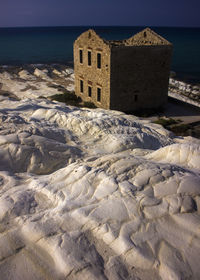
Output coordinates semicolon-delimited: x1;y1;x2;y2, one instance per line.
0;26;199;83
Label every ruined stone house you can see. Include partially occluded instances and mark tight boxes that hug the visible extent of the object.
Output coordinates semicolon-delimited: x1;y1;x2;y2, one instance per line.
73;28;173;112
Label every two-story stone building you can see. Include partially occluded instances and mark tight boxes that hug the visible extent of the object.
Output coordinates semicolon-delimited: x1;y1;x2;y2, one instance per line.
73;28;173;112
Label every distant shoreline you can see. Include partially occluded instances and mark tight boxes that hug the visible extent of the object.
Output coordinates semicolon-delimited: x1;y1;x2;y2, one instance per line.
0;62;199;86
1;63;199;111
0;26;199;83
0;61;74;69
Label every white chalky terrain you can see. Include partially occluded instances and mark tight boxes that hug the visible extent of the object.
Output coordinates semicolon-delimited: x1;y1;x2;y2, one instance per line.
0;67;200;280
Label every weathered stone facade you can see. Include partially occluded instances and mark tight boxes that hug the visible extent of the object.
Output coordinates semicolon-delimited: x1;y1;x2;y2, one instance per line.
73;28;173;112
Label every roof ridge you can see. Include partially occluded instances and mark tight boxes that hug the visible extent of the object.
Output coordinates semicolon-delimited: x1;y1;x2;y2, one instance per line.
125;28;172;46
75;29;109;45
75;28;172;47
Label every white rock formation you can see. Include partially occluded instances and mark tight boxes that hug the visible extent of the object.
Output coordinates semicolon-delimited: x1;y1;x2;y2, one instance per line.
0;67;200;279
18;70;37;81
34;68;51;80
0;68;67;99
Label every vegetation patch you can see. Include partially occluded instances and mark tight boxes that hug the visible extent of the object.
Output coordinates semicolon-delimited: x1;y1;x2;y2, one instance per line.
153;118;200;138
170;124;191;134
49;90;82;106
153;117;180;128
82;101;97;109
49;91;96;109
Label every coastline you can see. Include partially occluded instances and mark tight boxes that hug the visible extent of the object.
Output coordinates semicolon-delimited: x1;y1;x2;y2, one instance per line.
169;77;200;107
1;63;200;105
0;26;200;83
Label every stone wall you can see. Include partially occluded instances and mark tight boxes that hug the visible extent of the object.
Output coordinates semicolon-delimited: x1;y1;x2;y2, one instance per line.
74;28;173;112
110;45;172;112
74;30;111;109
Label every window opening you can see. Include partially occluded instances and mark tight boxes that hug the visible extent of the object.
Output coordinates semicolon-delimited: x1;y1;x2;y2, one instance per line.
88;86;92;97
79;49;83;64
97;87;101;102
80;80;83;93
97;53;101;69
88;51;92;66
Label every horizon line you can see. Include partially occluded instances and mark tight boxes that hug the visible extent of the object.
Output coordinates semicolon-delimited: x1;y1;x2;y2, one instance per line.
0;24;200;29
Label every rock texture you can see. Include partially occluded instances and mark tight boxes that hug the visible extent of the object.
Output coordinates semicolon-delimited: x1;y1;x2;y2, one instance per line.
0;66;200;280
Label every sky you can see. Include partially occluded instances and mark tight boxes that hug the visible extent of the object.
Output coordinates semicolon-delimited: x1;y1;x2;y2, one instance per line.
0;0;200;28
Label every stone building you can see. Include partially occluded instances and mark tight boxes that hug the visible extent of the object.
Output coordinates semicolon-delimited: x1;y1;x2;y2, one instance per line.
73;28;173;112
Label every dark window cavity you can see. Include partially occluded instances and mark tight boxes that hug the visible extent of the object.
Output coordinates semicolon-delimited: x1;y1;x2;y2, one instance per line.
97;53;101;69
88;51;92;66
97;87;101;102
134;95;138;102
79;49;83;64
88;86;92;97
80;80;83;93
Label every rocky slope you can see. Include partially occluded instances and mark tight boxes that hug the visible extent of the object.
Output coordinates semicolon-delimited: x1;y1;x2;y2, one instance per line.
0;66;200;280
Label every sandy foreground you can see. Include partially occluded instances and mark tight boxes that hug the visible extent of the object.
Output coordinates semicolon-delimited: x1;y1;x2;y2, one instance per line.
0;65;200;280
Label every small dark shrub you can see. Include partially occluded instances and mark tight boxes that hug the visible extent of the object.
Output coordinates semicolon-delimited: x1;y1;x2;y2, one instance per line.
82;101;96;109
170;124;191;134
154;118;178;128
49;91;82;106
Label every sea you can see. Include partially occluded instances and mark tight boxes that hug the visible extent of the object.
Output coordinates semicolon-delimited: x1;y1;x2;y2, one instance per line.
0;26;199;84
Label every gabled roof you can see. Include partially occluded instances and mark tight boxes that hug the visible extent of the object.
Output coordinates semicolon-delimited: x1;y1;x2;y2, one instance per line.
74;29;108;46
125;28;172;46
74;28;172;48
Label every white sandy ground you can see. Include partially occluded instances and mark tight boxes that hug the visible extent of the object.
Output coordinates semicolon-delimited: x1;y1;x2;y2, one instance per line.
169;91;200;109
0;68;200;279
0;67;75;100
